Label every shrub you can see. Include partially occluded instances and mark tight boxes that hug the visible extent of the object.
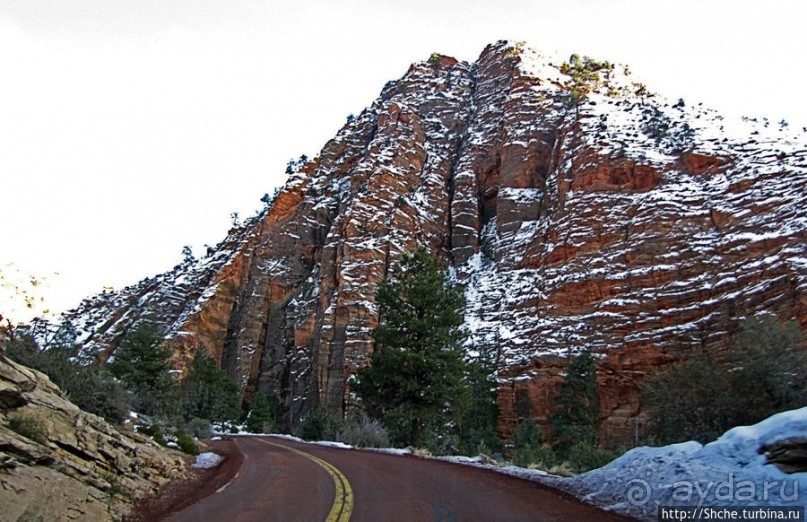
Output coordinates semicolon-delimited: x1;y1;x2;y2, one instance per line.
723;314;807;426
642;314;807;444
642;350;730;444
4;334;129;423
295;408;343;441
174;429;199;455
7;411;49;445
338;413;389;448
185;418;213;440
565;441;617;473
511;420;556;468
137;423;167;446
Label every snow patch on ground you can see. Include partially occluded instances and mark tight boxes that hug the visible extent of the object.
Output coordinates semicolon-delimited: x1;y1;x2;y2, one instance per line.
551;408;807;520
193;452;224;469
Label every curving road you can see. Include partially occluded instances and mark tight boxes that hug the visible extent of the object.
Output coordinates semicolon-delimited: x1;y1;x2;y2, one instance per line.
165;436;630;521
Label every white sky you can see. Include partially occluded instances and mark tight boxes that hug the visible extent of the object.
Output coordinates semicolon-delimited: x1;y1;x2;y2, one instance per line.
1;0;806;323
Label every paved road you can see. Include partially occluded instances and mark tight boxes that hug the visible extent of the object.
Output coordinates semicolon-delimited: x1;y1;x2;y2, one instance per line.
166;436;630;522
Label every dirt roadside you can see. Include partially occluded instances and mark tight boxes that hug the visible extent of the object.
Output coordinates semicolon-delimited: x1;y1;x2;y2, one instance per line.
124;438;243;522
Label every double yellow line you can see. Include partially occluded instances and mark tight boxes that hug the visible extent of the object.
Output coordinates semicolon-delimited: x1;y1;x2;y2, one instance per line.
257;438;354;522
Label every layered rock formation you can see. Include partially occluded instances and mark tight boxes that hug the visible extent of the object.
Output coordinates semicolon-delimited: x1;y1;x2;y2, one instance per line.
62;41;807;445
0;355;186;521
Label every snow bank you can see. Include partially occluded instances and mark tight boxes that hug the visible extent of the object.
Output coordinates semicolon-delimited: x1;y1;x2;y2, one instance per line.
193;452;224;469
557;408;807;520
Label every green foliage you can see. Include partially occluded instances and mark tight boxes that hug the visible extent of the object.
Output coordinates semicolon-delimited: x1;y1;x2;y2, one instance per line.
513;388;535;418
136;423;167;446
174;428;199;455
724;314;807;425
110;324;178;418
559;54;614;106
7;411;49;445
337;412;389;448
550;350;599;453
428;52;442;64
458;351;502;456
295;407;343;441
642;314;807;444
180;347;240;423
642;350;730;444
511;420;555;468
641;107;695;152
184;418;213;440
565;441;617;473
353;248;469;448
4;330;128;423
102;471;124;499
245;392;283;434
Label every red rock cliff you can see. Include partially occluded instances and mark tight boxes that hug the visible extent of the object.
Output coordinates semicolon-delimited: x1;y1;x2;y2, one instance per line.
63;41;807;444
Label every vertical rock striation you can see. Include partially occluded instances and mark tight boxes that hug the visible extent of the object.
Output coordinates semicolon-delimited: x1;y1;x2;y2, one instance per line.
62;41;807;444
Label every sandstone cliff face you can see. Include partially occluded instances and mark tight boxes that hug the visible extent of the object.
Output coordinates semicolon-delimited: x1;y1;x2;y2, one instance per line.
62;41;807;444
0;356;186;521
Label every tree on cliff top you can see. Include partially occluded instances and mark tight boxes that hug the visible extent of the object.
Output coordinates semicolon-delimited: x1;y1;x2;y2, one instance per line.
353;248;469;449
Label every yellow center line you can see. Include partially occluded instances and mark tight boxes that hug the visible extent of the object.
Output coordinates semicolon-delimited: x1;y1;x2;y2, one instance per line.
256;438;354;522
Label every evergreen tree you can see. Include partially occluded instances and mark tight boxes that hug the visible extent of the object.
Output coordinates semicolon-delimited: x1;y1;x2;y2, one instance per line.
642;350;729;444
511;419;552;468
246;392;283;434
353;248;469;448
723;314;807;426
642;314;807;444
550;350;599;452
458;348;502;455
4;323;129;423
180;346;240;423
110;324;178;418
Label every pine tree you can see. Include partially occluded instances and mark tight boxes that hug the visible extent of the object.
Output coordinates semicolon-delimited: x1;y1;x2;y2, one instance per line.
550;350;599;453
642;314;806;444
353;248;469;448
459;347;501;455
724;313;807;426
246;392;283;434
641;350;729;444
180;346;240;423
110;324;178;417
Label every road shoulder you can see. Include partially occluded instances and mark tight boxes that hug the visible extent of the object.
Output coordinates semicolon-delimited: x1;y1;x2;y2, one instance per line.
123;438;243;522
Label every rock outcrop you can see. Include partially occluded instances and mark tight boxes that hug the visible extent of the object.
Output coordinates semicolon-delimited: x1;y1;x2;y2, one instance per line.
0;355;186;521
60;41;807;445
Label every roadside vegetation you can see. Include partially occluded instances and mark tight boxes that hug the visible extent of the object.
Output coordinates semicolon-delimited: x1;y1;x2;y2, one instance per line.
1;321;241;456
642;313;806;445
2;250;804;474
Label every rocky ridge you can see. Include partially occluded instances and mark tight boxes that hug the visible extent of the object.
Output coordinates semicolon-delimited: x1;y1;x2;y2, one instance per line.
60;41;807;445
0;355;186;521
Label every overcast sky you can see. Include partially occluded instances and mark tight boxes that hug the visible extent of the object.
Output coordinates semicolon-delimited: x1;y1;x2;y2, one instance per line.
1;0;806;323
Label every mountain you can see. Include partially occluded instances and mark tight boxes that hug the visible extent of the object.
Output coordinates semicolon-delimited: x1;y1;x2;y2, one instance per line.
61;41;807;446
0;355;186;520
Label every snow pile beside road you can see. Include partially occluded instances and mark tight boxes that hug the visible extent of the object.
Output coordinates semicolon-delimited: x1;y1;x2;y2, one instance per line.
555;408;807;520
193;452;225;469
